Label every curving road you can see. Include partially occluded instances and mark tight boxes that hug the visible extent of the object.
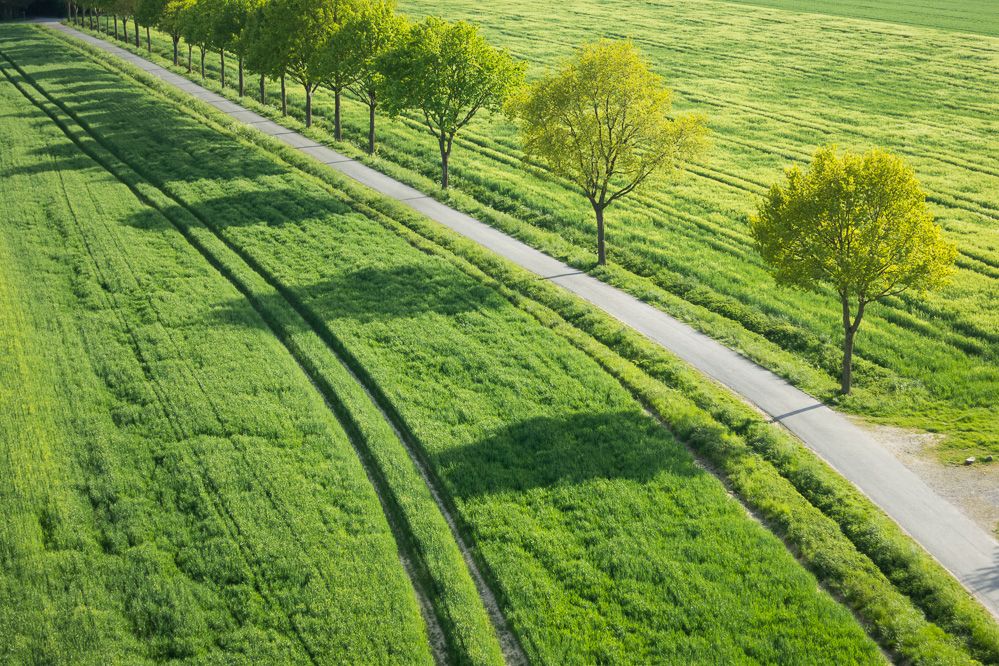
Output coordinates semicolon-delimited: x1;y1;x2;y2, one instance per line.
50;21;999;619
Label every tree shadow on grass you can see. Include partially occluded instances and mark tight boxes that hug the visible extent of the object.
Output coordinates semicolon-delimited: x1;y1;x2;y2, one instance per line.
200;261;506;329
437;410;704;498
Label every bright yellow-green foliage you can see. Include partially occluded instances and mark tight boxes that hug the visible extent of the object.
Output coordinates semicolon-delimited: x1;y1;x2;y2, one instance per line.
510;40;707;263
511;40;706;207
752;146;956;304
752;146;957;392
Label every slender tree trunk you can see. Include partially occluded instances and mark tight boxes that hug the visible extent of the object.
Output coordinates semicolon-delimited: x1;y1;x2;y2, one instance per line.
200;47;205;78
122;17;128;43
840;296;865;394
280;74;286;115
113;15;118;39
238;57;244;96
259;73;265;104
438;135;452;189
187;44;192;73
146;26;150;53
134;21;139;47
88;8;93;29
220;49;225;87
594;203;607;265
366;91;376;154
304;84;312;127
172;35;179;66
333;90;342;140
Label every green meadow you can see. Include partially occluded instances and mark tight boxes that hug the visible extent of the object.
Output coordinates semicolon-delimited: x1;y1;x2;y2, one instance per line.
3;2;998;661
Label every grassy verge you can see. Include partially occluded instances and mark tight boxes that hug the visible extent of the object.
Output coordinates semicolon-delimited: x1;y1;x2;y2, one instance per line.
39;22;999;664
12;23;902;663
0;46;434;663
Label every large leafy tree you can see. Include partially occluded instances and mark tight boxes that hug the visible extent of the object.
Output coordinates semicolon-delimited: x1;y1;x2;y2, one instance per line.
510;39;707;265
343;0;407;153
379;17;524;188
751;145;957;394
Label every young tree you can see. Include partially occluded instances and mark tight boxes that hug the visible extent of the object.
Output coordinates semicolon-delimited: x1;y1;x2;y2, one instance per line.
343;0;407;153
244;0;289;112
379;17;524;188
135;0;165;52
179;0;211;78
750;146;957;394
158;0;190;66
509;40;707;265
321;10;363;141
248;0;348;127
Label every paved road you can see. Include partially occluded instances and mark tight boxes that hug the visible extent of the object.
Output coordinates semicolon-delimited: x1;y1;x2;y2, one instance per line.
50;22;999;618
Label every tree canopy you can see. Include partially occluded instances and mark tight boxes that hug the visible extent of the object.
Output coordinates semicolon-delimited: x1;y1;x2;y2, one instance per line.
750;145;957;393
509;39;707;265
379;16;524;188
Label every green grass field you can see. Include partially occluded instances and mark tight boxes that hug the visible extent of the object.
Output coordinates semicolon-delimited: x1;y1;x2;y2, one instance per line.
8;21;994;664
0;35;436;663
727;0;999;36
111;0;997;461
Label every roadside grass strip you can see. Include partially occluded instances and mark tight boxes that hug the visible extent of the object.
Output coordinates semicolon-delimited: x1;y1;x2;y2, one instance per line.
13;23;994;663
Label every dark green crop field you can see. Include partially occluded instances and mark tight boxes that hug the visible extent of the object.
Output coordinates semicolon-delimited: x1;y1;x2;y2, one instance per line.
726;0;999;36
111;0;995;461
5;22;984;665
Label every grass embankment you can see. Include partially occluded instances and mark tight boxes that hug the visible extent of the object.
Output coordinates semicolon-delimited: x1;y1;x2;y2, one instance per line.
86;0;999;460
27;23;999;663
0;46;435;663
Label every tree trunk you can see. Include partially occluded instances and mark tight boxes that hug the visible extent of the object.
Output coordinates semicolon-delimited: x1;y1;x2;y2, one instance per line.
238;57;244;96
122;17;128;43
367;91;376;154
333;90;342;140
304;84;312;127
280;74;286;115
840;297;866;394
146;26;150;53
259;73;265;104
134;21;139;47
172;35;179;66
88;8;93;29
594;203;606;265
200;48;205;78
220;49;225;87
438;136;452;189
113;15;118;40
187;44;192;73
